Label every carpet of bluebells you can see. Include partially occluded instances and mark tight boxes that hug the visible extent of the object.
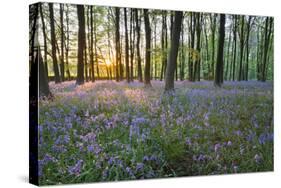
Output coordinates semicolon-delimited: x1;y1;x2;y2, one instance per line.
38;80;273;185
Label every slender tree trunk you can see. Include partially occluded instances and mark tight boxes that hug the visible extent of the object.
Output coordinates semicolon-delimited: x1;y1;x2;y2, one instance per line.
48;3;61;83
195;13;201;81
188;13;195;81
180;19;185;81
261;17;273;81
76;5;85;85
160;11;167;81
114;7;120;81
214;14;226;87
129;9;135;82
65;5;71;80
135;9;142;82
59;4;65;81
124;8;130;83
153;15;157;79
238;16;245;81
90;6;95;82
164;11;183;91
93;7;99;79
39;3;49;81
143;9;152;87
203;16;209;80
225;22;232;80
210;14;217;80
245;16;252;81
232;15;237;81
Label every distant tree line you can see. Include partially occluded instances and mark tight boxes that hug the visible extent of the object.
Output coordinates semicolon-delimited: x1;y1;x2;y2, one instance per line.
29;3;274;96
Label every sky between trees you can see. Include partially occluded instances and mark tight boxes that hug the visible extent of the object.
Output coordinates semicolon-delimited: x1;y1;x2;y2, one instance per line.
29;3;274;96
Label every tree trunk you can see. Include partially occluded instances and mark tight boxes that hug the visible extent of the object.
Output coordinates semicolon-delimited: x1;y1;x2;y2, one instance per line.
164;11;183;91
214;14;225;87
76;5;85;85
90;6;95;82
160;11;167;81
261;17;273;81
245;16;252;81
225;21;232;80
135;9;142;82
143;9;152;87
232;15;237;81
114;7;120;81
65;5;71;80
48;3;61;83
188;13;196;81
93;7;99;79
180;19;185;81
39;3;49;81
195;13;201;81
130;9;135;81
124;8;130;83
59;4;65;81
238;16;245;81
210;14;217;80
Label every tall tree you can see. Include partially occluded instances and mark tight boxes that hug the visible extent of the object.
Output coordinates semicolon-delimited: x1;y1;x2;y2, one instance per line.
76;5;85;85
224;18;232;80
124;8;130;83
115;7;120;81
65;5;71;80
59;4;65;81
135;9;142;82
130;9;135;81
93;7;99;79
143;9;152;87
48;3;61;83
164;11;183;91
188;12;196;81
214;14;226;87
194;13;201;81
244;16;252;80
180;17;185;81
203;15;210;80
160;11;167;81
90;6;95;82
232;15;238;81
261;17;273;81
238;15;245;81
39;3;49;81
30;4;51;98
210;13;217;80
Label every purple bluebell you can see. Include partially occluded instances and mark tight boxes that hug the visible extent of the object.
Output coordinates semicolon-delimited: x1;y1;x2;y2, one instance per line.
68;160;83;176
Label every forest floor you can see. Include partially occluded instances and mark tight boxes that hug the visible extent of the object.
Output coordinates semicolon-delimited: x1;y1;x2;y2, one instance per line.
38;80;273;185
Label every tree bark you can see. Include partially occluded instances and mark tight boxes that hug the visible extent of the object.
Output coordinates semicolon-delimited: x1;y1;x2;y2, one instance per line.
135;9;142;82
39;3;49;81
144;9;152;87
48;3;61;83
214;14;225;87
76;5;85;85
124;8;130;83
164;11;183;91
59;4;65;81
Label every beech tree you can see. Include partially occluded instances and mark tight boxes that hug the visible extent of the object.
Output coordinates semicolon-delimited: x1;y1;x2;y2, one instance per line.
48;3;61;83
214;14;226;87
143;9;152;87
164;11;183;91
76;5;85;85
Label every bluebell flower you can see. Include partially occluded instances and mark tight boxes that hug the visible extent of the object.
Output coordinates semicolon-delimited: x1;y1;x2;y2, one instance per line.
126;167;135;177
68;160;83;176
135;163;144;172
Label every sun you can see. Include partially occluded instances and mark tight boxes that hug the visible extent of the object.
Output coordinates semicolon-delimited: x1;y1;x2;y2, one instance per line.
105;59;112;67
